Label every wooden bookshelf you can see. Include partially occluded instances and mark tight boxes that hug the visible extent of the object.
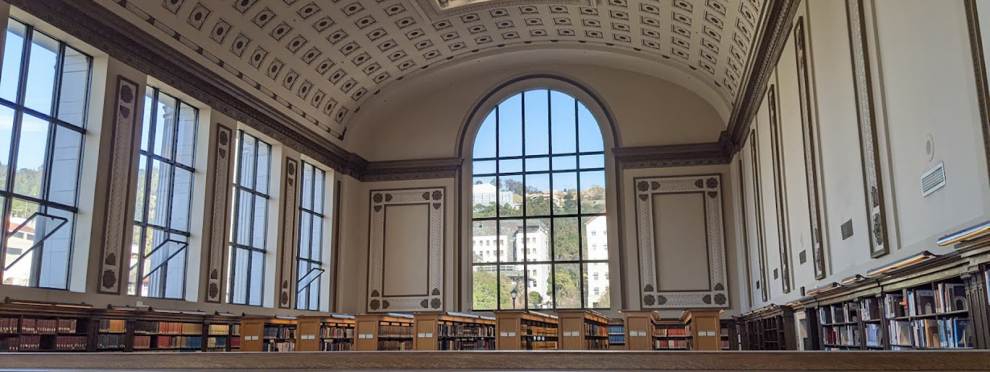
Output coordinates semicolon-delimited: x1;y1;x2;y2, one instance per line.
130;310;205;352
240;317;297;352
556;310;609;350
494;310;558;350
682;309;721;351
607;318;625;350
816;298;874;351
720;319;737;350
0;300;92;352
883;276;974;350
653;318;689;351
413;312;495;351
205;313;240;352
354;313;414;351
296;314;355;352
735;305;796;350
621;311;657;350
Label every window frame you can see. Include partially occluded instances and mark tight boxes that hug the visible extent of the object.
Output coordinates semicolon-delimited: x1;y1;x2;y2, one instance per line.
227;129;272;306
128;87;198;299
0;18;92;290
470;89;609;311
295;159;328;311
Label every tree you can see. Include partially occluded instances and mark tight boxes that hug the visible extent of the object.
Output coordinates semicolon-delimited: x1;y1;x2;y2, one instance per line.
548;265;581;308
528;291;544;308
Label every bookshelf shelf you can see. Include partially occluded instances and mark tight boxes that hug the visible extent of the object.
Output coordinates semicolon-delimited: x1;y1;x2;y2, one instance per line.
296;314;355;352
413;312;495;351
354;313;415;351
557;310;609;350
495;310;559;350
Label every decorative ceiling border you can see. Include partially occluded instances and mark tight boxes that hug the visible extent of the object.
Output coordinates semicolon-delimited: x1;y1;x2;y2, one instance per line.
723;0;801;153
613;142;730;169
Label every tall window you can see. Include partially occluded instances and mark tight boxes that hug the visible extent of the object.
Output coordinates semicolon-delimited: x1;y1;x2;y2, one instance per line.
128;88;198;298
0;19;91;289
296;161;327;311
228;131;271;306
471;89;608;310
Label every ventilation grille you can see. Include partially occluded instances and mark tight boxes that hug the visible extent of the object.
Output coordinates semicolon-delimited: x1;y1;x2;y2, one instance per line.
921;162;946;197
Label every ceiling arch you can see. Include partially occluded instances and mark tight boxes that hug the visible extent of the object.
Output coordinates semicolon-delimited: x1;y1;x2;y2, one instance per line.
101;0;767;143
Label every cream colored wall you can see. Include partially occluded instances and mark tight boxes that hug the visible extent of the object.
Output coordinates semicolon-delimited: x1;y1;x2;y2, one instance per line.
345;50;726;161
743;0;990;310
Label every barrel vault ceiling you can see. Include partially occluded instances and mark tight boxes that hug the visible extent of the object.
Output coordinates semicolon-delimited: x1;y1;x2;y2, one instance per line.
100;0;767;142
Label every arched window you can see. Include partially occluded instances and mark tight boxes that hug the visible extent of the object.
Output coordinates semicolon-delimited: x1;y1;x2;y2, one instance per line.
471;89;608;310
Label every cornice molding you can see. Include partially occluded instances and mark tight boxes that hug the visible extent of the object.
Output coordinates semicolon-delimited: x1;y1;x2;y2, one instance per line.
359;158;463;182
613;142;731;169
722;0;802;154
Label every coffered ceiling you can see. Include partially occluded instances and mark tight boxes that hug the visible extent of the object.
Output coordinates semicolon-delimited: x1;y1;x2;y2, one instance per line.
100;0;767;143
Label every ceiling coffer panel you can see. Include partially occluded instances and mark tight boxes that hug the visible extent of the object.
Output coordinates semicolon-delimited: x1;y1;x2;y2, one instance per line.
102;0;767;141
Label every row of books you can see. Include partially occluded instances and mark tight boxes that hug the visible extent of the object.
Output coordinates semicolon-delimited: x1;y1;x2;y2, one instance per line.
932;283;968;314
654;327;689;337
861;298;883;321
585;338;609;350
439;338;495;350
522;325;558;338
655;339;689;350
0;318;80;334
819;303;860;325
377;339;412;350
865;323;882;347
96;333;126;349
378;324;413;338
133;335;204;350
0;335;41;351
135;321;203;335
321;326;354;339
207;336;238;349
821;325;861;346
584;322;609;338
522;339;557;350
263;340;295;352
321;339;352;351
888;318;973;349
98;319;127;334
263;325;295;340
207;324;234;336
437;322;495;338
885;284;967;318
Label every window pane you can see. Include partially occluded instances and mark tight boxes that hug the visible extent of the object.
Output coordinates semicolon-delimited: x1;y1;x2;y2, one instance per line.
238;134;255;186
300;163;313;210
312;167;324;212
23;32;58;114
554;263;581;308
550;91;575;154
552;172;578;215
472;265;497;310
134;156;147;222
524;89;548;156
255;141;270;194
471;220;497;264
524;156;548;172
141;90;153;152
582;216;609;261
56;46;88;127
235;190;253;245
36;208;73;289
252;194;268;249
497;94;521;157
498;174;522;217
472;111;495;159
553;217;579;261
0;105;16;190
473;160;495;175
525;173;550;216
498;219;523;263
526;263;551;309
584;262;610;308
577;102;603;152
170;167;193;232
230;248;248;304
175;103;197;167
153;93;177;158
471;176;496;219
499;264;524;310
145;159;172;226
249;250;264;305
579;154;604;169
524;218;550;262
127;225;141;295
0;21;26;103
14;114;49;198
298;212;312;260
310;214;323;260
498;158;522;173
47;126;82;207
580;170;606;214
552;155;576;171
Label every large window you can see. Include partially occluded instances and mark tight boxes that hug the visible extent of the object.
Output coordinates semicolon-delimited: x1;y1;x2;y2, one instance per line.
296;161;327;311
128;88;198;299
0;19;91;289
228;130;271;306
471;89;608;310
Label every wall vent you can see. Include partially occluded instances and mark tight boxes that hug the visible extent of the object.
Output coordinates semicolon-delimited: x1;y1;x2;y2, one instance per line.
921;162;946;197
841;219;854;240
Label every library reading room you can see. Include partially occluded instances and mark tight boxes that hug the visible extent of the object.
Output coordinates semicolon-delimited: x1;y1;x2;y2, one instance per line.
0;0;989;370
